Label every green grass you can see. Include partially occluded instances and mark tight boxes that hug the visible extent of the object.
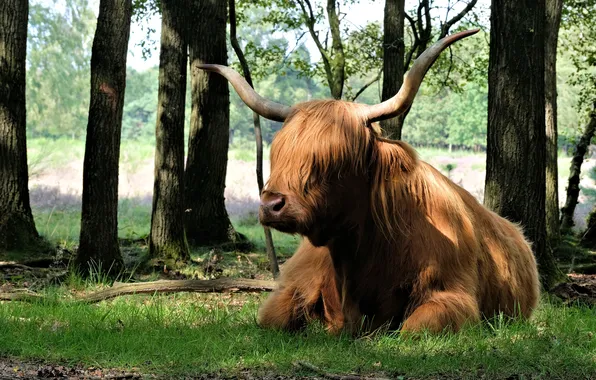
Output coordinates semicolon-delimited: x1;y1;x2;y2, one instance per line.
32;204;299;260
414;146;480;160
17;139;596;377
31;200;153;249
227;138;271;162
27;137;271;172
28;138;86;179
232;213;300;258
0;294;594;378
471;161;486;171
9;201;596;378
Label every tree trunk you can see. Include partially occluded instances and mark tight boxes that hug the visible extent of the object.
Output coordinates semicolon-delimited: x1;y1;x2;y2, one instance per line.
484;0;559;289
229;0;279;278
76;0;132;275
580;204;596;249
545;0;563;250
326;0;345;100
0;0;46;254
229;0;279;277
560;104;596;231
380;0;405;139
149;0;190;264
185;0;239;246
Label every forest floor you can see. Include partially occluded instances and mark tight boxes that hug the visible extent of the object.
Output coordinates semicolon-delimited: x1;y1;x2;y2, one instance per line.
2;141;596;378
1;258;596;379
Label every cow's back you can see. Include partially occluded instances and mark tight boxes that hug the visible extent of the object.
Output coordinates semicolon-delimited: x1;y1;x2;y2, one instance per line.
415;162;539;319
436;165;540;319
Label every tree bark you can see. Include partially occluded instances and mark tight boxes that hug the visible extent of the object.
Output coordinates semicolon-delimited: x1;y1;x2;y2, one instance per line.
76;0;132;275
326;0;345;99
80;278;276;303
380;0;405;139
149;0;190;264
560;104;596;231
297;0;345;99
484;0;560;289
185;0;239;246
545;0;563;249
0;0;46;254
229;0;279;277
580;204;596;249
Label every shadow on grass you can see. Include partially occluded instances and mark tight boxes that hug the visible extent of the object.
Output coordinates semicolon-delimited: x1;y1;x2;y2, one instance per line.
0;296;594;378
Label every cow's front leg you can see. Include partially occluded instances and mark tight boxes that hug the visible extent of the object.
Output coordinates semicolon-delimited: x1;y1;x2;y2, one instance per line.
401;291;480;333
257;285;312;331
257;279;344;333
257;242;344;333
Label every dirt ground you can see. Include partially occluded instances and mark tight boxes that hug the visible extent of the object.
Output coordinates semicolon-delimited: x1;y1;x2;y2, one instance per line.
0;357;330;379
0;357;144;379
0;355;529;379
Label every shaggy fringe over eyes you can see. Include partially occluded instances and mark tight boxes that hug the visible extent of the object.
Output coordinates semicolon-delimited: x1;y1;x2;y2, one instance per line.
268;100;374;193
267;99;436;242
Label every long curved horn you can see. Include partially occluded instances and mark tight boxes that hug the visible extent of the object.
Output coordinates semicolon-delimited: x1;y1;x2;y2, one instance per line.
197;64;292;122
365;29;480;122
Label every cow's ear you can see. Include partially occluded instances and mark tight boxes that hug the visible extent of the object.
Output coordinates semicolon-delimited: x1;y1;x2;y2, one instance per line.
373;139;418;174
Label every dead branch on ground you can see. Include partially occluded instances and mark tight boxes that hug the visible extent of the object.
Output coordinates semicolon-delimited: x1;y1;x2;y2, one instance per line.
0;278;276;303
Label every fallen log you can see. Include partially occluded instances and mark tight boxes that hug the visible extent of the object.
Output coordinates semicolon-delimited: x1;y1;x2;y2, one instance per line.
0;292;44;302
0;278;277;303
80;278;277;303
0;261;37;270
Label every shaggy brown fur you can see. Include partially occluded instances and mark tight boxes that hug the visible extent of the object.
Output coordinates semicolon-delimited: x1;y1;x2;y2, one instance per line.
257;100;540;334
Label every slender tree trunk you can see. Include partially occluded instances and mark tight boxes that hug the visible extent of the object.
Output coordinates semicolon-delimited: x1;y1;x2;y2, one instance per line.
185;0;240;246
149;0;190;264
326;0;345;99
0;0;45;253
229;0;279;278
76;0;132;275
380;0;405;139
297;0;345;99
545;0;563;250
560;104;596;231
484;0;560;289
580;204;596;248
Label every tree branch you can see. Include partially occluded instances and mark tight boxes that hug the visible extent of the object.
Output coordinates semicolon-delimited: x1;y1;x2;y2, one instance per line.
326;0;345;98
442;46;455;88
229;0;279;278
351;71;382;101
404;13;420;70
416;0;432;57
1;278;278;303
295;0;333;86
416;0;424;37
80;278;276;303
282;31;307;64
439;0;479;39
0;291;44;302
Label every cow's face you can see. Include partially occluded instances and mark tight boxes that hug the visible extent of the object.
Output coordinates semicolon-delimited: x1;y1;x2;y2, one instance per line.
258;101;373;246
198;30;477;244
197;31;478;245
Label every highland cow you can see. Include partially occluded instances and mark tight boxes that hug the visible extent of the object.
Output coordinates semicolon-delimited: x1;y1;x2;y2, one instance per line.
199;29;540;334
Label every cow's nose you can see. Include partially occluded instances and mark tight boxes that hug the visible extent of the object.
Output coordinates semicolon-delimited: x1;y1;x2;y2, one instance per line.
260;192;286;217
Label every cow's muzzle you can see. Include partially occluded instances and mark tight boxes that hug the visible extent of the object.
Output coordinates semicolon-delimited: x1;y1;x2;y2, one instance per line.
259;191;287;226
